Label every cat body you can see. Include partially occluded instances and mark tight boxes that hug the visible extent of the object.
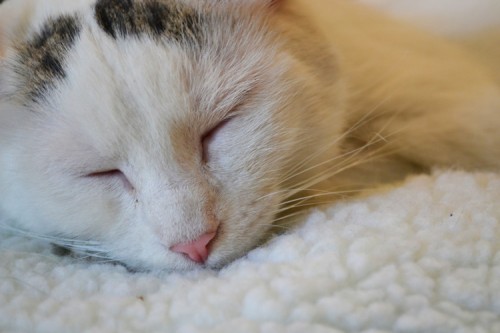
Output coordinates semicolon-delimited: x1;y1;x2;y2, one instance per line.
0;0;499;272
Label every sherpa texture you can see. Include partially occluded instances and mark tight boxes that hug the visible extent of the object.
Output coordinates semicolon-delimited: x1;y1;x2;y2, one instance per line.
1;171;499;333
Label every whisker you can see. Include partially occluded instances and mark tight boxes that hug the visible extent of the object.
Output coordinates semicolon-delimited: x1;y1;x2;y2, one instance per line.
271;210;308;224
285;140;384;193
277;189;362;208
0;224;100;246
285;143;399;200
281;93;395;182
277;136;383;188
0;223;111;260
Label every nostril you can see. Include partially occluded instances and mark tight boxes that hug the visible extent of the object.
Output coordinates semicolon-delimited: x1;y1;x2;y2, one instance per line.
169;231;217;264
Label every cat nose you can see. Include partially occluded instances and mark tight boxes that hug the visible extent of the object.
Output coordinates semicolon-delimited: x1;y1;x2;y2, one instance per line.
169;231;217;264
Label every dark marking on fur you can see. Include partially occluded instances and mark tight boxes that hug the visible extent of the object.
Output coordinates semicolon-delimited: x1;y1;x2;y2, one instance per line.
94;0;202;44
15;15;81;102
94;0;134;38
51;244;72;257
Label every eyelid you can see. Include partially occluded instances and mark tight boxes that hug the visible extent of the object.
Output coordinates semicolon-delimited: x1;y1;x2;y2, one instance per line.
85;169;135;191
201;117;233;163
87;169;123;178
204;117;232;137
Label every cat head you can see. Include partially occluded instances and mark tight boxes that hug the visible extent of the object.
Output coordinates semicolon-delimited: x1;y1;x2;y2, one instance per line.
0;0;343;272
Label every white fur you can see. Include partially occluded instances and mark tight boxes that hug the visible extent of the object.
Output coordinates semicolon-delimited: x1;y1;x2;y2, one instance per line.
0;0;499;272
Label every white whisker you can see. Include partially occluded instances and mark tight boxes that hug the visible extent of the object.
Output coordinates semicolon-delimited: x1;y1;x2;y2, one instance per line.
0;223;111;260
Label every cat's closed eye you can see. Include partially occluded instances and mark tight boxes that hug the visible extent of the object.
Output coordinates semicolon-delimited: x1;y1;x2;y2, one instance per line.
86;169;135;191
201;118;233;164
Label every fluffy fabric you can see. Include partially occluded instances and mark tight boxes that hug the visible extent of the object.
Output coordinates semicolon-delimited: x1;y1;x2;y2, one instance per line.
1;170;499;333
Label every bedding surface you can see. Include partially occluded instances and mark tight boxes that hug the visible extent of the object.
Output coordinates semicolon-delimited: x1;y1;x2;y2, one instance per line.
1;171;499;333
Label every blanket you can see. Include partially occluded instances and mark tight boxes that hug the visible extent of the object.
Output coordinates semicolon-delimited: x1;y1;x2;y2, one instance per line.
1;171;499;333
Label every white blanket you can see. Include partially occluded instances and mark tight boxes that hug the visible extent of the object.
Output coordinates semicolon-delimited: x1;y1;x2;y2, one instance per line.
1;171;499;333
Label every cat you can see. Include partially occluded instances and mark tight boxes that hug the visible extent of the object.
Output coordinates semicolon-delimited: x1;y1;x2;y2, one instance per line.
0;0;499;272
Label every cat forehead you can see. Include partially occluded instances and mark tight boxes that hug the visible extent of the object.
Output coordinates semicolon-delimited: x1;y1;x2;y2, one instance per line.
10;0;271;104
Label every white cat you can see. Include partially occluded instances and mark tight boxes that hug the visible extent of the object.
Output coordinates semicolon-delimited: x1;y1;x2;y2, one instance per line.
0;0;499;272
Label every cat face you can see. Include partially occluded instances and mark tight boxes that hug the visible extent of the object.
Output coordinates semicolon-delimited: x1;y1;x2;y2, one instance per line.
0;0;343;271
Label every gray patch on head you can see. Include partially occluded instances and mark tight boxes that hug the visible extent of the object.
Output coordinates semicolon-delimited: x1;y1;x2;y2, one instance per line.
15;15;81;102
94;0;202;44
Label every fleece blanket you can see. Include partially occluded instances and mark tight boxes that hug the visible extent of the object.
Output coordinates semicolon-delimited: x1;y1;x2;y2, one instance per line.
0;170;499;333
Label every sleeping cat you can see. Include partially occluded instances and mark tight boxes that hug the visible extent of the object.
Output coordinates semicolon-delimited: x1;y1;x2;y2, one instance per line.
0;0;499;272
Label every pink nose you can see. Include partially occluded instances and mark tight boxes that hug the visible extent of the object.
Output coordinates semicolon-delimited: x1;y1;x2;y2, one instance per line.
169;231;217;264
